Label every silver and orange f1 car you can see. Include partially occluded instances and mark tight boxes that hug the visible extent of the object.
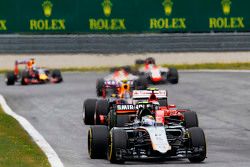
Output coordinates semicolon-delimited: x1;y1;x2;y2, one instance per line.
5;58;63;86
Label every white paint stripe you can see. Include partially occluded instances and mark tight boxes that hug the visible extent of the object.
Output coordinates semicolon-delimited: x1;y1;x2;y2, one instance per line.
179;69;250;73
0;95;64;167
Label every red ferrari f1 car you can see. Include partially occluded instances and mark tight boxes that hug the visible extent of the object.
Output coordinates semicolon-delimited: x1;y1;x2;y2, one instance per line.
5;58;63;86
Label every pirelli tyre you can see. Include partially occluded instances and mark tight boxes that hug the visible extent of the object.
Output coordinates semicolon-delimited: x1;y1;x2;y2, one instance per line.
188;127;207;163
95;99;109;125
96;79;105;97
88;125;109;159
168;68;179;84
5;71;16;86
108;128;128;163
83;99;97;125
51;69;63;83
184;111;199;128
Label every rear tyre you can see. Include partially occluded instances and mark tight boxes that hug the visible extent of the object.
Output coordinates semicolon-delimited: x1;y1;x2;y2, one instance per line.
95;99;109;125
183;111;199;128
168;68;179;84
88;126;109;159
188;127;206;163
108;128;127;163
96;79;105;97
51;69;63;83
5;71;16;85
83;99;97;125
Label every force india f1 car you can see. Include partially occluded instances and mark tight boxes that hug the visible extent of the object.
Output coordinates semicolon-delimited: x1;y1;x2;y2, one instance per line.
135;57;179;84
83;88;199;129
96;67;148;97
5;59;63;86
88;102;206;164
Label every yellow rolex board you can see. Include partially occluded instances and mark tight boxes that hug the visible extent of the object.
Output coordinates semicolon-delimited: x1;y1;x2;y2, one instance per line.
0;0;249;33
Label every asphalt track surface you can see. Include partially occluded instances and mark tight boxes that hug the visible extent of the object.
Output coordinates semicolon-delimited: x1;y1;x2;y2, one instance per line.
1;71;250;167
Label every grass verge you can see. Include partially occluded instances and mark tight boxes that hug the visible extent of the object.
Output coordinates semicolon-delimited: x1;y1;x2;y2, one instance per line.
0;106;50;167
162;62;250;70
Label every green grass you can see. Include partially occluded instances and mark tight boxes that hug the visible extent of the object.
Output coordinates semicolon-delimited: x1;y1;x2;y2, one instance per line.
59;62;250;72
0;106;50;167
1;62;250;74
162;62;250;70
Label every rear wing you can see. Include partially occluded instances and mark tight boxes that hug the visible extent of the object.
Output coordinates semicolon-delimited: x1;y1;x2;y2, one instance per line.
115;103;154;114
104;80;134;87
132;90;167;99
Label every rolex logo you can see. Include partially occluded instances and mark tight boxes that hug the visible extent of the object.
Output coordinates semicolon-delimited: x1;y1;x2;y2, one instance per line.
42;0;53;17
102;0;112;17
221;0;231;15
162;0;173;16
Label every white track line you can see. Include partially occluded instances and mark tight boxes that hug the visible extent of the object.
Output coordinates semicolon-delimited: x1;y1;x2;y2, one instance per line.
0;95;64;167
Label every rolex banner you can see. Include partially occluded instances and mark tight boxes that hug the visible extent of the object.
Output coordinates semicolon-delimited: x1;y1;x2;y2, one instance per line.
0;0;249;33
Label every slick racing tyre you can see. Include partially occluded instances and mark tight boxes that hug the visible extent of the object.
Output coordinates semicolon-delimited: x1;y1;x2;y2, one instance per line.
51;69;63;83
168;68;179;84
88;125;109;159
184;111;199;128
83;99;97;125
188;127;207;163
108;128;127;164
96;79;105;97
5;71;16;86
95;99;109;125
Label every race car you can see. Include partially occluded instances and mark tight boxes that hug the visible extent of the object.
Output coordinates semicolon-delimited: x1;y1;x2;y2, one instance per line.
84;87;198;129
135;57;179;84
5;58;63;85
83;82;134;125
88;102;207;163
133;88;199;128
96;67;147;97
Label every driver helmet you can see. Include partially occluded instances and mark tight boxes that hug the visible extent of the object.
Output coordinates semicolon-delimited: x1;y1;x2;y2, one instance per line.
141;115;155;126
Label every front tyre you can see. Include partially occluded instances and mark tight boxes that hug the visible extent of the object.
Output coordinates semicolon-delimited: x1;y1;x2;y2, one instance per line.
168;68;179;84
188;127;207;163
108;128;127;164
51;69;63;83
5;71;16;86
88;126;109;159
